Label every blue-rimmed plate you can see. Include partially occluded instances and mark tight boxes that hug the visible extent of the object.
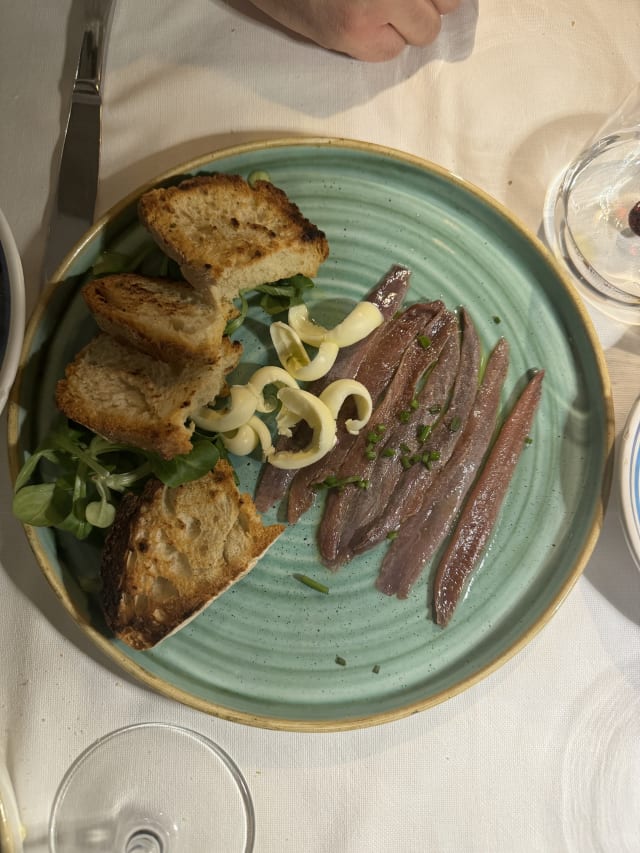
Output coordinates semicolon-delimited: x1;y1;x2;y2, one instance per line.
0;207;25;414
8;138;614;730
619;395;640;571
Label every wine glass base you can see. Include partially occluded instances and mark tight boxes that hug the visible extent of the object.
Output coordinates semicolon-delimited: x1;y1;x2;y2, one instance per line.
49;723;255;853
124;828;164;853
543;161;640;326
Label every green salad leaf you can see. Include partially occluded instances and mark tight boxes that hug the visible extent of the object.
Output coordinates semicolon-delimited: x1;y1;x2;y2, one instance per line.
12;419;225;540
146;438;221;488
225;274;315;334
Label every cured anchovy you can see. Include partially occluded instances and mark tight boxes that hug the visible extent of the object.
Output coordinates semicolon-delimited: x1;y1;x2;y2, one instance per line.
310;264;413;388
433;368;544;626
253;426;307;513
253;265;411;512
287;301;444;523
371;264;412;314
340;309;461;559
317;308;455;567
351;307;480;554
376;337;510;599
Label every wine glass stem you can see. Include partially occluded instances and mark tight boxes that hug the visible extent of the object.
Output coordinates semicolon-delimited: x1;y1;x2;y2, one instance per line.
125;830;164;853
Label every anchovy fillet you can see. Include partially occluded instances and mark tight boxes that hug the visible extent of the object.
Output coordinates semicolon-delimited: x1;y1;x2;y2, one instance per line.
351;307;480;554
341;309;462;559
376;337;510;599
433;368;544;626
317;308;455;567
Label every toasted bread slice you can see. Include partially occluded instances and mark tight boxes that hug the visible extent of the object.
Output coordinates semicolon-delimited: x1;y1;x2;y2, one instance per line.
100;461;285;649
137;173;329;308
83;273;228;363
55;333;241;459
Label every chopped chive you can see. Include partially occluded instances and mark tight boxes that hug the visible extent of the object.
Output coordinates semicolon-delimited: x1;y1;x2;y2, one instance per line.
381;447;396;458
335;655;347;666
398;410;411;423
386;530;399;540
428;404;442;415
422;449;441;469
311;475;337;490
366;426;385;444
417;424;432;443
524;436;533;445
400;443;411;454
372;664;381;674
400;456;412;470
365;449;377;460
293;573;329;594
409;397;419;410
492;315;502;324
449;415;462;432
417;335;432;349
312;474;369;492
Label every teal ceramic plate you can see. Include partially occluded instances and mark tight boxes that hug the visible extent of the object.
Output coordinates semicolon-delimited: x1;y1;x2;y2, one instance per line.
9;139;614;730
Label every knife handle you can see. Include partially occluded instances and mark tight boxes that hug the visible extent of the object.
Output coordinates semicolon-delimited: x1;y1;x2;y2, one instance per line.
75;0;117;98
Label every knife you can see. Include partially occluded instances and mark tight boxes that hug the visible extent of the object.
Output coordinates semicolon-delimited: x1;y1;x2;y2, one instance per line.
42;0;116;284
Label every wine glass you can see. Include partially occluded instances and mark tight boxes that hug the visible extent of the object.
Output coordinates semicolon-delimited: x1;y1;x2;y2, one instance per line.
543;83;640;324
48;723;255;853
0;759;25;853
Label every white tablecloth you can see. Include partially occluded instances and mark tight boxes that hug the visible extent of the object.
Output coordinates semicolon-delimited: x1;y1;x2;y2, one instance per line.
1;1;639;850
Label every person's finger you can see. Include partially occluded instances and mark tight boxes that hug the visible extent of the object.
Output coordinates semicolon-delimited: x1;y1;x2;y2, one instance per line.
390;1;443;47
340;23;407;62
431;0;461;15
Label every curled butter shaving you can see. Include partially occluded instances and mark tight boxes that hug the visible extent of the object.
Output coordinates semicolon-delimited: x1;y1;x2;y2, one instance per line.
319;379;372;435
221;416;275;458
246;365;298;412
220;422;258;456
193;366;297;432
192;385;257;433
288;301;383;347
270;321;339;381
268;388;337;469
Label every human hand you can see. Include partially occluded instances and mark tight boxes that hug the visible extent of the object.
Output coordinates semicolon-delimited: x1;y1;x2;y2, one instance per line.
247;0;461;62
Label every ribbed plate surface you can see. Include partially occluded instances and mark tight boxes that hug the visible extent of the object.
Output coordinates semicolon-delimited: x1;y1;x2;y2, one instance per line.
8;139;613;730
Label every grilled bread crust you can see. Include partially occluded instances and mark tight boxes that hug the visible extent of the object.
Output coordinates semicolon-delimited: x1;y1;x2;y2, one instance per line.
82;273;228;364
137;173;329;306
55;333;241;459
100;461;285;650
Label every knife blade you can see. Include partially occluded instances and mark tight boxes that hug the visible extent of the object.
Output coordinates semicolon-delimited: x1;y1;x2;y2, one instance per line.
42;0;116;284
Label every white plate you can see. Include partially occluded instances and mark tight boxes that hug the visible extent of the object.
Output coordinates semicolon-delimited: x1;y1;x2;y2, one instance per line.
619;394;640;571
0;208;25;414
